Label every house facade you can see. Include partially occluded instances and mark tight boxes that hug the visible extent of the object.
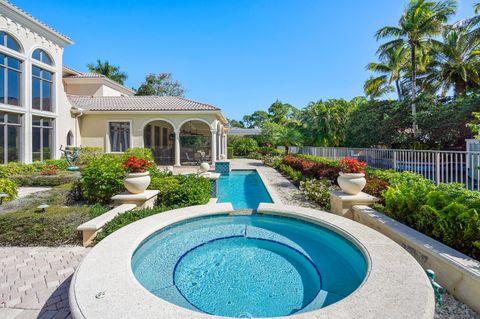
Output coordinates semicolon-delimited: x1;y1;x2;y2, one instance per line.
0;1;228;166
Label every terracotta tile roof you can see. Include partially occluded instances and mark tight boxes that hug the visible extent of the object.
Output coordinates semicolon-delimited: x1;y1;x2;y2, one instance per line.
66;72;106;79
2;0;72;43
68;95;221;112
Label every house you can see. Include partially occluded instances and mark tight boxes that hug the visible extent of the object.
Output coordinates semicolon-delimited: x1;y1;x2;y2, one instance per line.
0;0;228;166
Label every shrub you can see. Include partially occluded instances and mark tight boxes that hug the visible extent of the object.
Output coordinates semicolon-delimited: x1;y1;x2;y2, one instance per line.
263;155;283;168
300;179;338;209
150;174;211;207
0;178;17;202
227;147;234;159
76;147;104;167
123;148;154;161
41;164;58;175
278;164;303;183
282;155;340;181
232;137;259;156
95;205;175;242
80;154;124;204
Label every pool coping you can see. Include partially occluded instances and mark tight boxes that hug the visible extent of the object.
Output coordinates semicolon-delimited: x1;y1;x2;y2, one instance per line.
70;203;435;319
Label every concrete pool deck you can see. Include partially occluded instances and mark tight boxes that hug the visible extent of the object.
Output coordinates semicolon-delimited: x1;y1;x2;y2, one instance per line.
69;203;435;319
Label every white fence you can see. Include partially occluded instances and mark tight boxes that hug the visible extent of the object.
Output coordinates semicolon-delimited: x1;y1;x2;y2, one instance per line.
286;146;480;191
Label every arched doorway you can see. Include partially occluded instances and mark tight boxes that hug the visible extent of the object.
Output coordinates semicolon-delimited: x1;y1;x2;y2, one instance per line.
179;120;211;165
143;120;175;165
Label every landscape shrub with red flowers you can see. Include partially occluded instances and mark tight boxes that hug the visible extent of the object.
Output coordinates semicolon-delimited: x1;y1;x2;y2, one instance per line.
41;164;58;176
339;157;367;174
282;155;340;181
122;155;152;173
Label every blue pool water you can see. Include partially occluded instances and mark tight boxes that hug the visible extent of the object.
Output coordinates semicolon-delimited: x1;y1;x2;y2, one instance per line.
132;215;367;318
217;170;273;209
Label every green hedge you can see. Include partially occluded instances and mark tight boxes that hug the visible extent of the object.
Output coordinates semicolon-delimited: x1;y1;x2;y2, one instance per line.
11;172;80;187
96;174;212;241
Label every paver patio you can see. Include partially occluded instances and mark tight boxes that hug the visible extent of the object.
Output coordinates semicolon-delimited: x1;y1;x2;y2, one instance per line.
0;247;89;319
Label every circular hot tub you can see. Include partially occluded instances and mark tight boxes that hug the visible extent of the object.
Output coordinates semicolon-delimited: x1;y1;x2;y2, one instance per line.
131;214;367;317
69;203;435;319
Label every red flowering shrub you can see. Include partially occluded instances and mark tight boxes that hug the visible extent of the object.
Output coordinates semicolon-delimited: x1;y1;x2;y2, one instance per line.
41;164;58;176
122;155;152;173
339;157;367;174
282;155;340;181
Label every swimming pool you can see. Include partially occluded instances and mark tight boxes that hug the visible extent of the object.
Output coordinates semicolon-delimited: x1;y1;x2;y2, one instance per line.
217;170;273;209
131;214;367;318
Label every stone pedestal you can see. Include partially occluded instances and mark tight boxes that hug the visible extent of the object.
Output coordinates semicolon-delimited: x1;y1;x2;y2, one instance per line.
330;191;378;219
111;190;160;209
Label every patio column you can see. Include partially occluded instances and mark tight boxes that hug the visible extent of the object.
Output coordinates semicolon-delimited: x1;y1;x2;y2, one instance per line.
211;130;217;164
174;129;181;166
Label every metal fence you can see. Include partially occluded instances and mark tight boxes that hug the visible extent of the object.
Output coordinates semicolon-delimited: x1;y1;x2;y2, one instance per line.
285;146;480;191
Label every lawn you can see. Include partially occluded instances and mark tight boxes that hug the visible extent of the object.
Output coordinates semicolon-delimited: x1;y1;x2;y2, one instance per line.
0;184;108;246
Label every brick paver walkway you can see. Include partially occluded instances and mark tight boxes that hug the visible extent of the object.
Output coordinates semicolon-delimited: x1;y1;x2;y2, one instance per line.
0;247;89;319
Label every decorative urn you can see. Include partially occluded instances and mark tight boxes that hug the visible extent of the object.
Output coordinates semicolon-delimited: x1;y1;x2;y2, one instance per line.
337;157;367;195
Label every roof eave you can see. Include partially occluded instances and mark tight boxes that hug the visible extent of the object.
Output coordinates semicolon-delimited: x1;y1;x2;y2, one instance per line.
63;76;135;95
0;1;73;46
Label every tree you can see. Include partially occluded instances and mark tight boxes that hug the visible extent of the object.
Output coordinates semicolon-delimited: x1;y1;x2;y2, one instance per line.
136;73;185;97
242;111;269;128
274;126;303;155
427;18;480;96
376;0;457;134
366;46;409;99
475;3;480;14
228;118;245;128
364;76;395;100
267;100;299;125
301;98;364;147
86;60;128;85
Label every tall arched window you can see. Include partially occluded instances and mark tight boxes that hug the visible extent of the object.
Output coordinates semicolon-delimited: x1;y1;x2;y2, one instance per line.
0;32;21;52
32;49;53;112
32;49;52;65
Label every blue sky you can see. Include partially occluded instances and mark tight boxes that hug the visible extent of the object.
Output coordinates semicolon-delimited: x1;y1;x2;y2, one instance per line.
12;0;479;120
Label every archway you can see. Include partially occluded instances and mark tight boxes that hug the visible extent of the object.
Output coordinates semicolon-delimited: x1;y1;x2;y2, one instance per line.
143;120;175;165
179;120;212;165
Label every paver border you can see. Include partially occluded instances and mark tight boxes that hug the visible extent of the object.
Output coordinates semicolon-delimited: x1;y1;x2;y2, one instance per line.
69;203;435;319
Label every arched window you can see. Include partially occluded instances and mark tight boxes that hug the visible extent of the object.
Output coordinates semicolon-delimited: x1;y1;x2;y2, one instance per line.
0;32;21;52
32;49;53;66
66;130;74;146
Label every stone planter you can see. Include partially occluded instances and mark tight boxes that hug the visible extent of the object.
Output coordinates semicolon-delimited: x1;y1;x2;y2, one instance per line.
124;172;151;194
337;172;366;195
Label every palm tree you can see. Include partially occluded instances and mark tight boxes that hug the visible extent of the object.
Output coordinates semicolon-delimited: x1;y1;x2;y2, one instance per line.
86;60;128;85
427;18;480;96
274;126;303;155
366;46;409;99
363;76;395;100
376;0;457;135
475;3;480;14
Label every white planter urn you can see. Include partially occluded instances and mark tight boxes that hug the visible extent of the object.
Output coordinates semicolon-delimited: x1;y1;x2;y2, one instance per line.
124;172;151;194
337;172;366;195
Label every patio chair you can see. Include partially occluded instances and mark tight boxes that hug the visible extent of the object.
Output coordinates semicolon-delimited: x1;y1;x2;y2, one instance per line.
184;152;199;165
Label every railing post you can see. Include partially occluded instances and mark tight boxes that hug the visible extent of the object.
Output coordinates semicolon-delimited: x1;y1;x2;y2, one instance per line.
393;151;397;171
435;152;441;185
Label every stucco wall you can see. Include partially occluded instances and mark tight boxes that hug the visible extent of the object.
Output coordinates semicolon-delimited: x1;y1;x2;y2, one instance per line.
79;112;221;152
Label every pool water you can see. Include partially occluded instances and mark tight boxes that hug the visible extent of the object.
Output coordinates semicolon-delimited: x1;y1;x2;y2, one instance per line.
132;215;367;318
217;170;273;209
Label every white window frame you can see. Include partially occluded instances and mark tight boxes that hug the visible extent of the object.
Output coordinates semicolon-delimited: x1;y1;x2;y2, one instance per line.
106;120;132;153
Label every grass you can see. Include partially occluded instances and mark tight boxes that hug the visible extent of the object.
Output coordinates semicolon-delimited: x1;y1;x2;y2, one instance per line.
0;183;109;246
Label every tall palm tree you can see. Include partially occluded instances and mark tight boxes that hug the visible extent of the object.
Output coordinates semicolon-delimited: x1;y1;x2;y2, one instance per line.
475;3;480;14
366;47;409;99
86;60;128;85
428;18;480;96
376;0;457;135
274;127;303;155
363;76;395;100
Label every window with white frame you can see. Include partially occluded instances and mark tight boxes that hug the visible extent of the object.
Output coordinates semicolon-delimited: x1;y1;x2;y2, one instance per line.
32;66;53;112
0;112;22;164
109;122;130;152
32;116;53;161
0;53;22;106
